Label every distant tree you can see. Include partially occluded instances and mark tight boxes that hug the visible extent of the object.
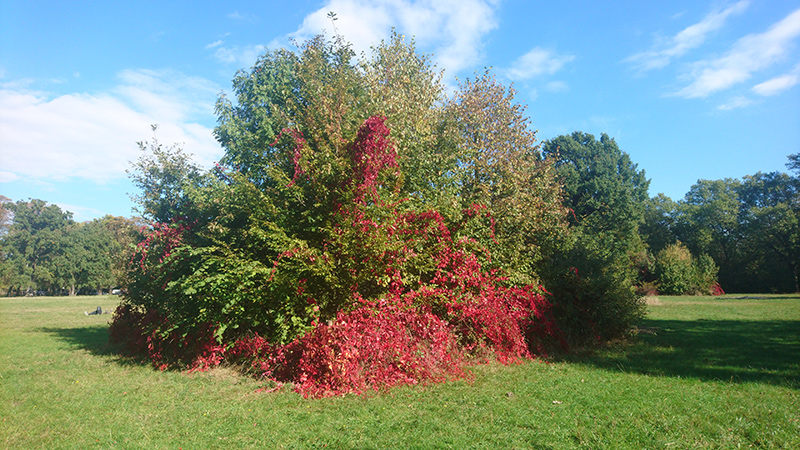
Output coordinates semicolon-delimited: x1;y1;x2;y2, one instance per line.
672;178;741;289
99;215;142;289
51;219;120;295
0;196;12;292
543;132;650;236
641;193;678;254
787;152;800;176
653;242;719;295
0;195;11;236
669;163;799;293
654;242;696;295
738;171;796;209
1;199;73;295
738;171;799;293
0;201;136;296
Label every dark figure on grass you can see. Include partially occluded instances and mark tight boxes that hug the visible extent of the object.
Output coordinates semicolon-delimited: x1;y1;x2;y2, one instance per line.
85;306;109;315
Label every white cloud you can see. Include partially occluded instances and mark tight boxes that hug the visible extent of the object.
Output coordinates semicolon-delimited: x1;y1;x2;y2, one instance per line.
752;65;800;96
0;70;223;185
115;69;220;125
210;42;268;68
506;47;574;81
717;96;755;110
227;11;259;22
675;7;800;98
545;81;569;93
288;0;500;75
0;171;20;182
627;1;749;71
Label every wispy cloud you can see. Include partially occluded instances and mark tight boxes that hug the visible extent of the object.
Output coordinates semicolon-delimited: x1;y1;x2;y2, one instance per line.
209;41;268;68
114;69;219;125
288;0;500;75
752;64;800;96
627;1;749;71
227;11;259;22
545;81;569;93
0;70;223;185
674;7;800;99
205;40;224;50
717;96;755;110
505;47;574;81
0;171;20;182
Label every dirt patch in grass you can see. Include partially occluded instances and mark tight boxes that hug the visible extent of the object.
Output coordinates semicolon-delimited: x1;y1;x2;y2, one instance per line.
644;296;662;306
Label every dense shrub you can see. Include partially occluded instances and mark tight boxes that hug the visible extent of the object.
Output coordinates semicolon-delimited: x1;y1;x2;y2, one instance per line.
268;297;466;397
653;242;720;295
113;114;565;396
113;34;644;397
654;243;695;295
543;241;644;345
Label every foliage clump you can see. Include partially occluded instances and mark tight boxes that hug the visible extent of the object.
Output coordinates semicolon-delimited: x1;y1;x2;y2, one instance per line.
653;242;720;295
112;34;639;397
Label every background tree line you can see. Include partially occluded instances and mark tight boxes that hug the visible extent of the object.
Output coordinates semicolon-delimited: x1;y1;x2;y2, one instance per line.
0;196;139;296
543;135;799;296
641;153;800;294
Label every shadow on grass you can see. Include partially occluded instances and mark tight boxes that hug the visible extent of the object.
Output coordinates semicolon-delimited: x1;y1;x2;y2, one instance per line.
37;310;800;390
38;325;145;367
571;318;800;389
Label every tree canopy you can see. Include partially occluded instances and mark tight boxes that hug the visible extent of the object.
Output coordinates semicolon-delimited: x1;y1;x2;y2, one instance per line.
540;132;650;340
0;199;136;296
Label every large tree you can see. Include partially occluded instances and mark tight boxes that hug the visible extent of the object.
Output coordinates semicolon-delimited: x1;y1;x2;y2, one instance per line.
2;199;73;295
543;132;650;236
124;33;568;339
540;132;649;341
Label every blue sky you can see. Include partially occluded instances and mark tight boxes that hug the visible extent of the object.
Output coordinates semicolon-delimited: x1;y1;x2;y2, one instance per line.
1;0;798;222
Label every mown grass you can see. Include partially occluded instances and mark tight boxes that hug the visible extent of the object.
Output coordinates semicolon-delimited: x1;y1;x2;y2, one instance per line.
1;294;798;449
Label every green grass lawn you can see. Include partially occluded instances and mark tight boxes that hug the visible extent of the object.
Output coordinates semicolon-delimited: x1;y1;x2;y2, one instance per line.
1;294;798;449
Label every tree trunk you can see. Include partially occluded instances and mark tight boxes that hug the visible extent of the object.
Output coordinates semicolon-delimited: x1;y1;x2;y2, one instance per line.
788;257;800;293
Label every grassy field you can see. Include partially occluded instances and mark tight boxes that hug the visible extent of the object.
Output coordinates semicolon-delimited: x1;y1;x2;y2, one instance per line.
1;294;798;449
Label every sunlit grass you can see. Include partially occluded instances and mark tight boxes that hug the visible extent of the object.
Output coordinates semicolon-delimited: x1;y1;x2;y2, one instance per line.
2;294;798;449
